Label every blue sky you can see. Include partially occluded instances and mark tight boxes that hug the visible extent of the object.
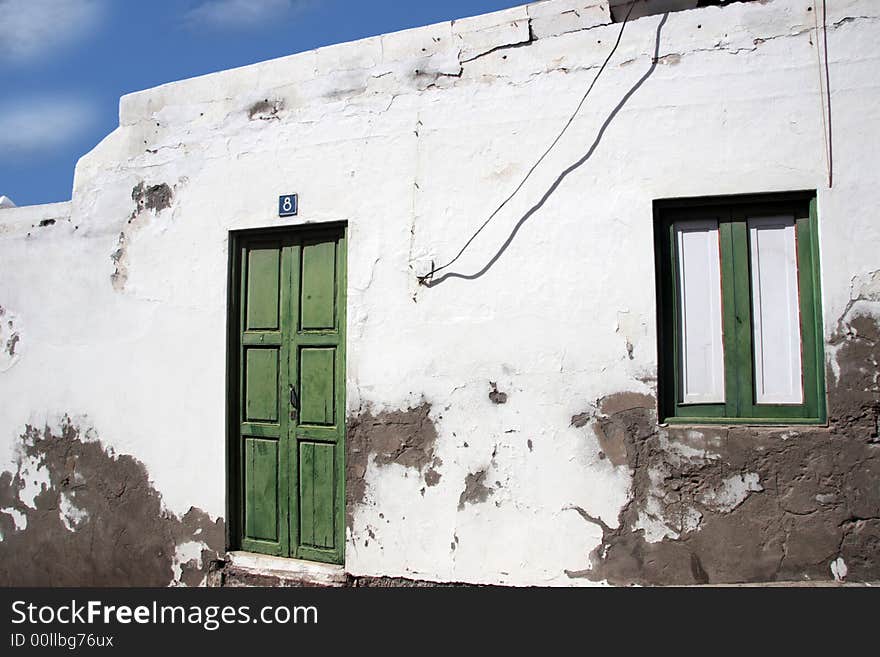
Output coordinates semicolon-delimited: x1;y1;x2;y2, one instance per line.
0;0;524;206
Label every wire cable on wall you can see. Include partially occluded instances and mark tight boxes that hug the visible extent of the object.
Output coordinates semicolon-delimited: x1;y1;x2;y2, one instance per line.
821;0;833;188
417;0;637;286
813;0;833;188
813;1;830;188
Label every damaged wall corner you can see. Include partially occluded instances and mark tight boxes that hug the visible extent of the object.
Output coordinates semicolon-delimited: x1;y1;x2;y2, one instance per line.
0;418;224;586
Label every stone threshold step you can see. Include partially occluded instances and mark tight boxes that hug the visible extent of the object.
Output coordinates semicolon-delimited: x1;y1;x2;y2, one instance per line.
215;551;347;587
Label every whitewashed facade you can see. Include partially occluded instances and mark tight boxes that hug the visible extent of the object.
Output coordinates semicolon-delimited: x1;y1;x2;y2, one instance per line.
1;0;879;586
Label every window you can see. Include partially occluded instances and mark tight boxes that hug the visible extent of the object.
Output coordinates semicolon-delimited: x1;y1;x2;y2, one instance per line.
654;192;825;424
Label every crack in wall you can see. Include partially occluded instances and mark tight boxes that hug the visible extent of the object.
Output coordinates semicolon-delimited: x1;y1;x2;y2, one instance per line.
111;181;175;291
0;305;22;371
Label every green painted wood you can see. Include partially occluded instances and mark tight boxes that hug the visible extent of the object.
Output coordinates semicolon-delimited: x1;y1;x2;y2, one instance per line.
299;348;336;426
807;198;828;422
236;238;289;557
300;240;337;330
236;244;249;550
656;193;824;425
335;229;348;561
276;242;294;555
244;348;279;422
290;230;346;564
246;247;280;330
315;443;335;549
718;218;739;419
298;442;335;549
240;422;281;439
244;438;278;542
241;333;283;347
294;425;338;442
295;332;342;346
231;227;345;563
664;416;823;426
298;442;315;546
728;216;753;418
798;210;819;419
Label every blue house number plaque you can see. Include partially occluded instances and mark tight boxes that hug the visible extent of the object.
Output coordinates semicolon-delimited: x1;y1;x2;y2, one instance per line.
278;194;298;217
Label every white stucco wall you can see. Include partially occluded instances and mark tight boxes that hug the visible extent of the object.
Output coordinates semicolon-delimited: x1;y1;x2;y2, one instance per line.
1;0;878;586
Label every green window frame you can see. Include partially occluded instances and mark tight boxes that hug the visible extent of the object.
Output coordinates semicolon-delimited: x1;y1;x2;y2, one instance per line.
654;191;826;425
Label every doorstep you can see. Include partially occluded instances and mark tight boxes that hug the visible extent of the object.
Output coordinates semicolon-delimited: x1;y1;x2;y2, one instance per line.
215;551;347;587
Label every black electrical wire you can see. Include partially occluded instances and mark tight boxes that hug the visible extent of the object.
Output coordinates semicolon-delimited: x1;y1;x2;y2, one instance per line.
417;0;638;286
822;0;833;188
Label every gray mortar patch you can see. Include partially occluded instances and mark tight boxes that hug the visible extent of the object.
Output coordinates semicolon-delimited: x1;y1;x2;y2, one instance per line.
570;412;591;428
565;302;880;585
657;53;682;66
111;182;174;290
5;332;19;356
488;382;508;404
424;467;441;487
0;417;224;586
458;469;492;510
346;401;441;525
110;232;129;291
248;99;284;121
131;182;172;214
348;575;480;587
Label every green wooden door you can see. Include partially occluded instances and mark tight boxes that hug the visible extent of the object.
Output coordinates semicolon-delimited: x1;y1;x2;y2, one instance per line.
233;226;346;564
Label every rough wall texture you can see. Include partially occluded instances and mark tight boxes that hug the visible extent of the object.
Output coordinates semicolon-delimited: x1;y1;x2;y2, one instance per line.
1;0;879;586
559;274;880;585
346;401;442;530
0;417;224;586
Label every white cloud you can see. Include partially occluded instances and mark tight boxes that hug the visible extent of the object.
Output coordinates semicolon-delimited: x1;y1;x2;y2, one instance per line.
0;0;104;64
184;0;311;30
0;97;95;156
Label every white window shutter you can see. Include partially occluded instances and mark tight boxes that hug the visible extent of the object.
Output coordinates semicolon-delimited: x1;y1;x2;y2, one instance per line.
748;215;804;404
675;220;726;404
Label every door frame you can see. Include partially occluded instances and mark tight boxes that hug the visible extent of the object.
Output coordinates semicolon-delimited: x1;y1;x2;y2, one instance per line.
225;222;348;562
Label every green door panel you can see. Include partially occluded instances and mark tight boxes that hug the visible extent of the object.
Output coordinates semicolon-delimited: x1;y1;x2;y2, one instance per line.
244;438;279;542
246;247;280;330
299;348;336;426
244;348;279;423
238;238;289;556
299;442;336;550
232;227;346;564
300;240;337;330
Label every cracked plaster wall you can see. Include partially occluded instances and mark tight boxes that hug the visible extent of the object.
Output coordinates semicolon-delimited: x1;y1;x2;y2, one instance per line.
0;0;878;585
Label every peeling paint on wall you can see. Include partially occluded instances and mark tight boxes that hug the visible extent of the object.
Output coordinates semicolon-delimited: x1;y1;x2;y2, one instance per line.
616;310;647;361
0;417;224;586
488;381;508;404
131;182;173;215
0;305;22;372
564;300;880;585
457;468;493;510
0;0;878;587
111;182;176;291
248;99;284;121
346;401;441;524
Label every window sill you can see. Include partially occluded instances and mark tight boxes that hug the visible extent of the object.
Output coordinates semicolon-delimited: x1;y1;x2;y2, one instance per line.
660;417;828;427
